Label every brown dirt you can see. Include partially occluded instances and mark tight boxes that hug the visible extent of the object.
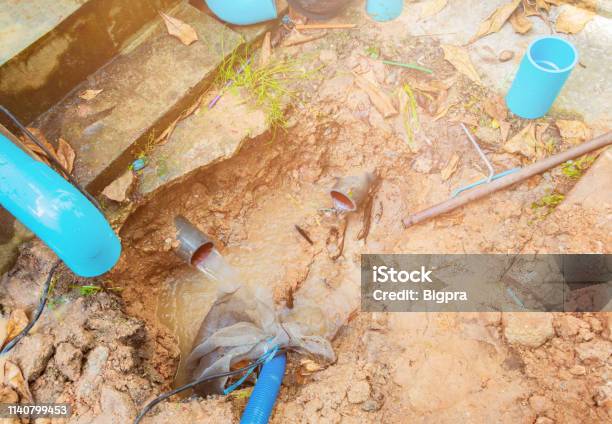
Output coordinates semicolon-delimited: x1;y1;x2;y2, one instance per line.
1;10;610;424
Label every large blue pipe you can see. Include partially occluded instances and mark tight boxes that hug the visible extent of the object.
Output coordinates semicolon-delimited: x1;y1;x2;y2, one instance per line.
0;133;121;277
205;0;277;25
240;354;286;424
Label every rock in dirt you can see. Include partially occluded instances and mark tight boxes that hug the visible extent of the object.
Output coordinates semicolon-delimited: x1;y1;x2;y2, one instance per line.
529;394;553;414
55;342;83;381
347;380;370;404
499;50;514;62
76;346;109;402
10;333;54;381
502;313;554;348
361;398;381;412
574;339;612;364
555;315;589;339
97;385;136;423
594;383;612;408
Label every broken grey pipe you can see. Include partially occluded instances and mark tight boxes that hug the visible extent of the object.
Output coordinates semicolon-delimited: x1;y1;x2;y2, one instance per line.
330;172;375;212
174;215;214;267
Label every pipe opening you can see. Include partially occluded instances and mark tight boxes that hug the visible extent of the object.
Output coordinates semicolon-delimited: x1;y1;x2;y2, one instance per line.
190;241;214;267
331;190;356;211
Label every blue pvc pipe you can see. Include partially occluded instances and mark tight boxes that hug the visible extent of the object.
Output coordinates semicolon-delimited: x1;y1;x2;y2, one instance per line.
205;0;277;26
0;134;121;277
366;0;403;22
506;36;578;119
240;354;286;424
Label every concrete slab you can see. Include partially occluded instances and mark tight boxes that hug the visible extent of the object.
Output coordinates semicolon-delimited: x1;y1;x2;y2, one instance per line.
373;0;612;128
0;0;86;66
33;2;244;193
137;90;268;196
0;0;177;125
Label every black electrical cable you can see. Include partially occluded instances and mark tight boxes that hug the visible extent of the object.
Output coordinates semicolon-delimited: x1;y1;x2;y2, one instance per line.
0;105;102;211
133;350;286;424
0;260;61;355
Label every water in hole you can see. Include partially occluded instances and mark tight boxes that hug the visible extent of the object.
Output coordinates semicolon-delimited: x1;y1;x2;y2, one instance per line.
156;248;240;387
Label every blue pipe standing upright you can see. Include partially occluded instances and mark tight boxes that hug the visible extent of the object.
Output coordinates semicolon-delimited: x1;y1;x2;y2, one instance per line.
240;354;286;424
0;133;121;277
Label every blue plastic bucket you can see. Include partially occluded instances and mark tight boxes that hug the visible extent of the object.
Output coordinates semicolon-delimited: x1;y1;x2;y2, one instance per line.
506;36;578;119
205;0;277;25
0;134;121;277
366;0;403;22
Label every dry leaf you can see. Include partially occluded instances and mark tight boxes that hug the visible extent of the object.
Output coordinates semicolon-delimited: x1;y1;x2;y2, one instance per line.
102;170;134;202
483;95;507;122
555;5;594;34
20;128;56;166
78;89;103;101
5;310;28;346
556;119;592;143
499;121;511;143
160;12;198;46
510;8;533;33
504;123;538;158
419;0;448;20
409;75;457;95
441;44;482;84
441;154;460;180
1;360;32;402
56;138;76;173
259;32;272;68
0;316;7;348
535;123;550;145
353;73;398;118
471;0;522;42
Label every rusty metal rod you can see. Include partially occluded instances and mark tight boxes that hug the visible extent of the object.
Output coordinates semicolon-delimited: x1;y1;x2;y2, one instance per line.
403;131;612;228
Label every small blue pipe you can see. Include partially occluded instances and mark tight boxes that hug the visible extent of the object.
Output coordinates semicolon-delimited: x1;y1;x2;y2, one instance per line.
240;354;286;424
0;134;121;277
366;0;404;22
506;36;578;119
205;0;277;26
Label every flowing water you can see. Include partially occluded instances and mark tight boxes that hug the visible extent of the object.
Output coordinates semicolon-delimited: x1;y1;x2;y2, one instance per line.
156;182;334;387
156;248;241;387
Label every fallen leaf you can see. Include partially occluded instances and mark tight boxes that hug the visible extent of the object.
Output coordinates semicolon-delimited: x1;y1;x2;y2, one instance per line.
5;310;28;346
0;316;8;348
510;8;533;33
1;360;32;402
56;138;76;173
471;0;522;42
441;154;460;180
102;170;134;202
160;12;198;46
409;76;456;100
259;32;272;68
556;119;592;143
20;128;56;166
441;44;482;84
353;73;398;118
483;95;507;122
499;121;511;143
535;123;550;144
504;123;538;158
78;89;103;101
555;5;594;34
419;0;448;20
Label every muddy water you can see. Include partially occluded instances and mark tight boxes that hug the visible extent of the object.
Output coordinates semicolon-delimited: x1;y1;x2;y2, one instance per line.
155;182;335;386
156;249;241;387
